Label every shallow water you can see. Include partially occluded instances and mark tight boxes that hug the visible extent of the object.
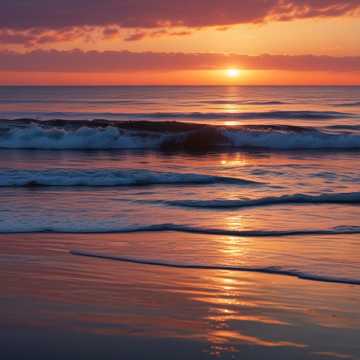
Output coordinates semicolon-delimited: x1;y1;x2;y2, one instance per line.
0;148;359;283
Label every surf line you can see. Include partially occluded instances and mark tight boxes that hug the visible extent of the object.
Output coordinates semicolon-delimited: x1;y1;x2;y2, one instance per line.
4;225;360;236
70;250;360;286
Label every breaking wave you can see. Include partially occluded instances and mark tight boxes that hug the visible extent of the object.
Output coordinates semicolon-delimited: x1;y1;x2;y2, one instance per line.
70;250;360;286
158;192;360;209
1;120;360;150
0;169;259;187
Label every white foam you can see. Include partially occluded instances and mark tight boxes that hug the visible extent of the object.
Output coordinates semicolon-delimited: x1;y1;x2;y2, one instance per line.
0;125;163;149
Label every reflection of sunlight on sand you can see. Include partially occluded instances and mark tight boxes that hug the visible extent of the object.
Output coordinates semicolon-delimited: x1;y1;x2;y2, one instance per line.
190;263;359;357
207;313;289;326
209;329;306;348
2;231;360;360
191;270;305;357
313;351;353;359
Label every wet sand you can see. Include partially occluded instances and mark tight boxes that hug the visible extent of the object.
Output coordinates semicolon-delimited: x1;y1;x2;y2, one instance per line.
1;233;359;360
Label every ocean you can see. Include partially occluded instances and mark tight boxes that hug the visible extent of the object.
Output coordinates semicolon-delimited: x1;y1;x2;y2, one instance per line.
0;86;359;359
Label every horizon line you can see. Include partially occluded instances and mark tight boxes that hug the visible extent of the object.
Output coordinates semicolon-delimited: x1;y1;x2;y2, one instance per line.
1;84;360;87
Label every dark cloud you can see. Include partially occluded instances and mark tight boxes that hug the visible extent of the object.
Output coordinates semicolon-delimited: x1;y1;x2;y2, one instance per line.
0;49;359;73
124;29;192;42
102;27;121;39
0;28;87;46
0;27;193;46
1;1;359;31
0;30;34;45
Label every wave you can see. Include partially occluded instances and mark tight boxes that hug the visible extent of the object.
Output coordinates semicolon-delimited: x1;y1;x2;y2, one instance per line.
0;99;152;105
0;109;351;121
0;169;259;187
1;120;360;150
204;100;288;105
0;123;165;150
327;124;360;131
1;223;358;236
79;110;351;120
334;101;360;107
158;192;360;209
70;250;360;286
0;98;288;106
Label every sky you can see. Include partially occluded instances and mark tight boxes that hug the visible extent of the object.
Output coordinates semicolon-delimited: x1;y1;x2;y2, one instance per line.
0;0;360;85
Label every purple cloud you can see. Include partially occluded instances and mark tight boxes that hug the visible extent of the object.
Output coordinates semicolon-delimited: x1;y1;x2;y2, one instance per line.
1;1;359;31
0;28;87;46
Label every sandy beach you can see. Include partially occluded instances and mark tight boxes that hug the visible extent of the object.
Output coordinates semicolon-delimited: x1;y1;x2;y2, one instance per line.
1;232;359;360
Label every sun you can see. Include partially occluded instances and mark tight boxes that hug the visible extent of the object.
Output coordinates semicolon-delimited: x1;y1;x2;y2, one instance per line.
226;68;240;78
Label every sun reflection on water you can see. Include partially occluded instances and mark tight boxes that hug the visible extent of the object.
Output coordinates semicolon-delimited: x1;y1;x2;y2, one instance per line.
219;153;249;167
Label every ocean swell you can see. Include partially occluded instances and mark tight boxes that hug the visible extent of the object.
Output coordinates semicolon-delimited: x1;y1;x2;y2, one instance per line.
0;169;259;187
0;109;351;121
158;192;360;209
334;101;360;107
0;223;358;236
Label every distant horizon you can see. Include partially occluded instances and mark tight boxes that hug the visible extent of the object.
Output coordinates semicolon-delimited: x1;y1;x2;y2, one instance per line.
2;84;360;87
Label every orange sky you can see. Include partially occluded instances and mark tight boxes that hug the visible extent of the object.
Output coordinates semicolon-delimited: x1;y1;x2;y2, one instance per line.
0;1;360;85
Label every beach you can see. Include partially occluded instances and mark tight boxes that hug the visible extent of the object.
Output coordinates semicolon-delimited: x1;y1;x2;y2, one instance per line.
1;232;359;359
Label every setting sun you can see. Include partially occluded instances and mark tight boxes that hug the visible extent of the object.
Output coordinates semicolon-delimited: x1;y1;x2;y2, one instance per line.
226;68;240;78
